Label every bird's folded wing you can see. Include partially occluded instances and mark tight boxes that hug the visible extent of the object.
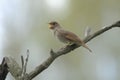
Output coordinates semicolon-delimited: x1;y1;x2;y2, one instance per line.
63;31;82;42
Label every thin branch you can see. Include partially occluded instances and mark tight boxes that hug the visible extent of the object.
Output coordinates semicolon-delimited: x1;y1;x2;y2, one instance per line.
21;55;24;76
84;27;91;37
28;21;120;79
84;21;120;43
23;49;29;76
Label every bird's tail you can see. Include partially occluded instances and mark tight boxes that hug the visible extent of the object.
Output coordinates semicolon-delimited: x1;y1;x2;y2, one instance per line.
81;42;92;52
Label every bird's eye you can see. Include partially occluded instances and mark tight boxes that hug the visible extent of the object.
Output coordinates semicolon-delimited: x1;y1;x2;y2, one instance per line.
53;22;56;25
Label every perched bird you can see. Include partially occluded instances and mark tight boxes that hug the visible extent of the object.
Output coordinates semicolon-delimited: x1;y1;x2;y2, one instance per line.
48;21;92;52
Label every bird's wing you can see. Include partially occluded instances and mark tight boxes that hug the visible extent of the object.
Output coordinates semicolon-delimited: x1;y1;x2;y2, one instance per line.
62;30;82;43
60;30;92;52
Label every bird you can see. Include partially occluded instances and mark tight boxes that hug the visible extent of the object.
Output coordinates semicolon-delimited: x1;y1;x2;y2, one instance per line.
48;21;92;52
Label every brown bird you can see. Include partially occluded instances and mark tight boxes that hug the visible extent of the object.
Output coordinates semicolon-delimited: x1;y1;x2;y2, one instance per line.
48;21;92;52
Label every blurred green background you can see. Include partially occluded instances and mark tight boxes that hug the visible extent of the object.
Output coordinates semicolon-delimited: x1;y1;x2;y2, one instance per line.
0;0;120;80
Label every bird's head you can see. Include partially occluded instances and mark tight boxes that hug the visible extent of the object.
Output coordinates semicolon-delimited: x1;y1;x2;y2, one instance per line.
48;21;61;30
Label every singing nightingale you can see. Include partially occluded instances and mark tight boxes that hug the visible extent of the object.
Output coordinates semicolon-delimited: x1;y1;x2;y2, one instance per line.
48;21;92;52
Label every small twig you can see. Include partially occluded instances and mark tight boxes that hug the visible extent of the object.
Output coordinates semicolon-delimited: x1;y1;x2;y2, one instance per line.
21;55;24;76
50;49;57;58
84;27;91;37
23;49;29;76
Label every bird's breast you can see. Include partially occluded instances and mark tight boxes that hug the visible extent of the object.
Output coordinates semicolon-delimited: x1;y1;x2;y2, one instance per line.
54;30;69;44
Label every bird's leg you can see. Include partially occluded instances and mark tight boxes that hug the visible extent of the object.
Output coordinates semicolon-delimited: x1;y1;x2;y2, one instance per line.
66;42;75;46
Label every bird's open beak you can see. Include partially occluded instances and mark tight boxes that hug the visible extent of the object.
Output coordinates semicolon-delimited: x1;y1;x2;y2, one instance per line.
48;23;53;29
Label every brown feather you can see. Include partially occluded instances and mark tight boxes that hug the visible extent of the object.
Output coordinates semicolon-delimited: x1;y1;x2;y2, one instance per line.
63;30;92;52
